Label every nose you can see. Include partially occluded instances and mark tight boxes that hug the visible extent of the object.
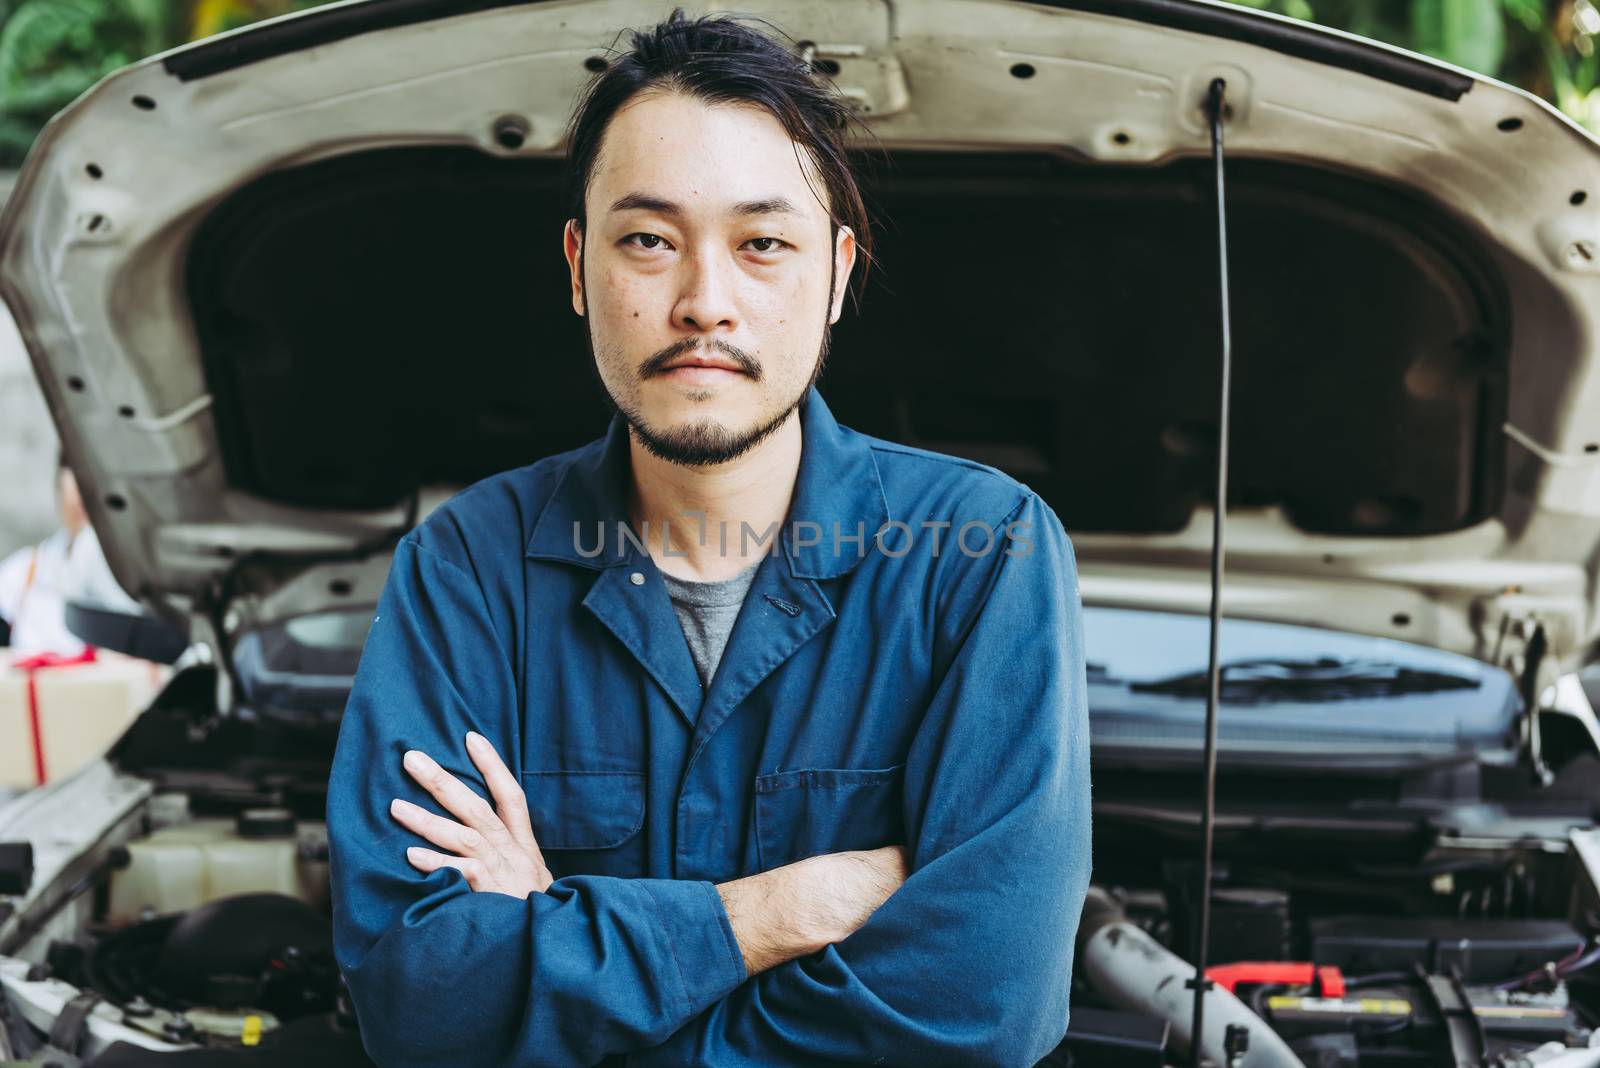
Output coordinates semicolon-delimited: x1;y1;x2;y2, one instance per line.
672;243;739;335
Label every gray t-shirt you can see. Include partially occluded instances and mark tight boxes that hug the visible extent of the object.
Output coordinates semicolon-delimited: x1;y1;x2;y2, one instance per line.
660;561;761;691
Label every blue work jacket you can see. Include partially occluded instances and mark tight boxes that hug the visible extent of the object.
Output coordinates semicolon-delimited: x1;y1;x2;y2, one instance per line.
327;386;1092;1068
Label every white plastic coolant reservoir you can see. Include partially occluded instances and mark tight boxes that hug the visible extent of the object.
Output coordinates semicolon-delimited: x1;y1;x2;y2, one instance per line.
107;808;323;923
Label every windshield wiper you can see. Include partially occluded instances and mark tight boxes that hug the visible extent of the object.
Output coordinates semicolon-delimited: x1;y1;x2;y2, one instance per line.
1127;656;1481;704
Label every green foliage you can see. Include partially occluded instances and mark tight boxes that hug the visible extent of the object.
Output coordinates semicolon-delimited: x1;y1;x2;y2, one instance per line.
1206;0;1600;124
1411;0;1507;72
0;0;330;166
0;0;174;164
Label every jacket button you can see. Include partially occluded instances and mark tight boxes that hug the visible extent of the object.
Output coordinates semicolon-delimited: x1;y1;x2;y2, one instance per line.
629;571;645;586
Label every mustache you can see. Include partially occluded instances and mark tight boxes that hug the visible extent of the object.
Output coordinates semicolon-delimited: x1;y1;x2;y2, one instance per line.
638;337;763;382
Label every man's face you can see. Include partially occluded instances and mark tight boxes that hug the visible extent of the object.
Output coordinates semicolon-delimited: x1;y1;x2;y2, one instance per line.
563;90;856;467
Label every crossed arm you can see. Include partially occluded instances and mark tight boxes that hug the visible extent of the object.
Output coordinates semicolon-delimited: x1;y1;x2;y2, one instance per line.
329;491;1089;1067
389;732;910;977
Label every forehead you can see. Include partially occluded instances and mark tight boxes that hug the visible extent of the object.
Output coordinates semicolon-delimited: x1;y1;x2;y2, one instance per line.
589;90;829;222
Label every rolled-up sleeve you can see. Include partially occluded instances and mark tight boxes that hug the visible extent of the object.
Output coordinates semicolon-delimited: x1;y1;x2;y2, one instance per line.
328;535;747;1068
625;491;1093;1067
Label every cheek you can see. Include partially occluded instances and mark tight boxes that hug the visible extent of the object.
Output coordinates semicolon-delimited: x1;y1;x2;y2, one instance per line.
757;279;826;342
595;269;658;326
749;269;817;320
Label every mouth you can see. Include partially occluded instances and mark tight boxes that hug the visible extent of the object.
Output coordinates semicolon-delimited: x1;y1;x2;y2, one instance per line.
660;356;747;375
651;351;755;386
657;364;748;388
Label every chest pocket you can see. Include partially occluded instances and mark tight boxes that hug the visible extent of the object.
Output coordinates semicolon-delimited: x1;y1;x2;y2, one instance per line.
521;770;645;878
753;764;905;870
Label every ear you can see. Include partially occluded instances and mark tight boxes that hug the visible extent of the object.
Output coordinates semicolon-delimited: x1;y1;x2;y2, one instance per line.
828;225;858;324
563;219;586;317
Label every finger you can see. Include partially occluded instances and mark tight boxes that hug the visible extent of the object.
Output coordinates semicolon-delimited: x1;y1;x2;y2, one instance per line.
406;846;480;886
390;798;484;856
465;732;539;850
403;749;504;836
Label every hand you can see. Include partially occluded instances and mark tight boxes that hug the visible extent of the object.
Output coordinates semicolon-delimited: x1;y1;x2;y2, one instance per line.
390;731;554;898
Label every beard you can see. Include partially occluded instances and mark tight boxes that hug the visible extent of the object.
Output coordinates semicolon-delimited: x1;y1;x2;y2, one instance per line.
629;325;830;467
579;239;838;468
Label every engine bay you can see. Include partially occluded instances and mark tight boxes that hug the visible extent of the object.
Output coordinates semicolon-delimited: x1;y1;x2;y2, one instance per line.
0;669;1595;1067
1060;819;1600;1066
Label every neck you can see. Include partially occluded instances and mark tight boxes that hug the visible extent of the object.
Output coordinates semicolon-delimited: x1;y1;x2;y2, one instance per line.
626;411;803;581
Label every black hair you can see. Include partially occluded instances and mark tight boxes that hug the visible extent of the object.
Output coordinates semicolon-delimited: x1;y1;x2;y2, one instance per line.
563;7;878;311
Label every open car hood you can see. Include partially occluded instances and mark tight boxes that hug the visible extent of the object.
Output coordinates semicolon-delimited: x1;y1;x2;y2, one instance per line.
5;0;1600;686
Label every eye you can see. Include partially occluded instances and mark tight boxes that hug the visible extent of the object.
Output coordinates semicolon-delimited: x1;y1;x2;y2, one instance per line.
744;237;790;254
621;232;673;251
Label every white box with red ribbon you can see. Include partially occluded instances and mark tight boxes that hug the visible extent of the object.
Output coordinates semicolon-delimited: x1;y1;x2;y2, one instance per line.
0;648;168;789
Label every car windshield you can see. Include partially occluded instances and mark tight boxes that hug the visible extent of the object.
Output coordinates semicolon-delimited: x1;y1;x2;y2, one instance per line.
1082;607;1520;764
1085;607;1495;687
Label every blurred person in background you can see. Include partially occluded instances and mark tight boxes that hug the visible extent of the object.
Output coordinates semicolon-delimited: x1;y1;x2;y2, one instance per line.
0;449;138;657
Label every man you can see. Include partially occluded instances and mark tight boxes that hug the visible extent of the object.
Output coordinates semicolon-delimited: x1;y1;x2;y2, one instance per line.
328;9;1091;1067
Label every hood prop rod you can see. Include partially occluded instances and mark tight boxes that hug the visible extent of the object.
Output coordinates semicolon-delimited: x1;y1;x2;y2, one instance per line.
1187;75;1235;1068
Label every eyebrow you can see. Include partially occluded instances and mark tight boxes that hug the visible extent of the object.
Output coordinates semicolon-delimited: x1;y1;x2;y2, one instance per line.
608;192;803;218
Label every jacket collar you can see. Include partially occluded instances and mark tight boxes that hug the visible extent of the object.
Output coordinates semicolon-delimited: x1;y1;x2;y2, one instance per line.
525;386;888;580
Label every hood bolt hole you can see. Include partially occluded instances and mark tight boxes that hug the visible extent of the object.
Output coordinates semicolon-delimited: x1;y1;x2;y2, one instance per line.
492;115;529;151
131;95;155;111
1010;62;1036;79
106;494;126;511
67;376;84;392
1497;117;1522;131
584;55;608;72
329;579;353;596
1112;131;1132;145
1573;190;1588;205
117;404;135;418
1586;443;1599;453
85;163;102;179
1391;613;1411;626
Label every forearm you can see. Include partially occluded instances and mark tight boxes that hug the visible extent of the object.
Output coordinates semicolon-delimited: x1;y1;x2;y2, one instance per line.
716;859;829;975
715;846;906;976
627;810;1089;1068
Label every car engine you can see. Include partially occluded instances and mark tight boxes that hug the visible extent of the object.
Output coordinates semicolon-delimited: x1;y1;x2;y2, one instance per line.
0;670;1595;1067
